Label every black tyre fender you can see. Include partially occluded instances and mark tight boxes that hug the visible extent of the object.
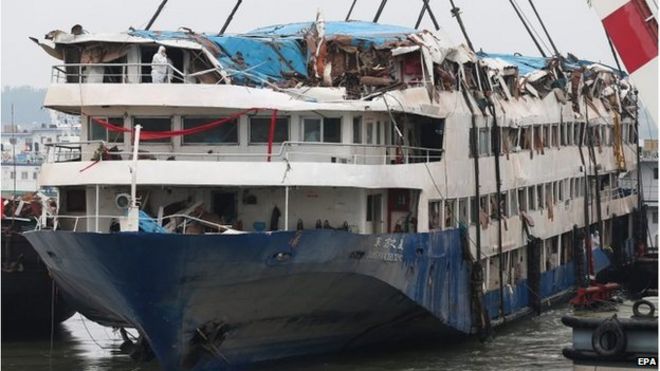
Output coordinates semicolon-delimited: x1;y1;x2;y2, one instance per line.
632;299;656;318
591;318;627;356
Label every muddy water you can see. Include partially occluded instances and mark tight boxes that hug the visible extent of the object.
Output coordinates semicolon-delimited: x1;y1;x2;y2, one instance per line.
1;300;651;371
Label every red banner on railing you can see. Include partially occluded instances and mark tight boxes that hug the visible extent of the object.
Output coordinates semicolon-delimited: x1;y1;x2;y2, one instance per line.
92;108;261;141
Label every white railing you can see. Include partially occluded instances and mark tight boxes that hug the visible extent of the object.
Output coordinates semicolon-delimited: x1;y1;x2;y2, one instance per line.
44;213;235;234
44;140;444;165
51;63;218;84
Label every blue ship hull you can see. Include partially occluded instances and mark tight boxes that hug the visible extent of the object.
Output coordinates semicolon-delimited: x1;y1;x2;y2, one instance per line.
24;229;609;370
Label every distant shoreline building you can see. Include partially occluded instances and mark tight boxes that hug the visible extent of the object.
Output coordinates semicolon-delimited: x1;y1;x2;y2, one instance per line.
1;116;79;197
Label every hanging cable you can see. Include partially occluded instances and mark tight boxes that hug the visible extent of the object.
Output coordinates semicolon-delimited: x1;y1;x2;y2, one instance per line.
218;0;243;35
604;30;624;75
415;0;440;30
508;0;547;57
346;0;358;21
527;0;560;55
515;1;552;56
373;0;388;23
448;0;475;52
145;0;168;31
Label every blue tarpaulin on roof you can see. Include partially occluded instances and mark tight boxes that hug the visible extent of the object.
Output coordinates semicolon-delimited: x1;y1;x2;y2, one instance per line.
130;21;416;86
131;22;624;86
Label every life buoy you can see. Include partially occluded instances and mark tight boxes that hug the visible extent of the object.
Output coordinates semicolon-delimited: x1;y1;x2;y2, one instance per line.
591;318;627;356
632;299;656;318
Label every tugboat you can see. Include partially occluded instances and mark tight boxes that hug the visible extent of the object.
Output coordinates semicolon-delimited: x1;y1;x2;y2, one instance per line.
25;12;640;370
2;194;75;335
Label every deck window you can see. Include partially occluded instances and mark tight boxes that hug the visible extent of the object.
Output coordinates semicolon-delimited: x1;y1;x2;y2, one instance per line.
478;128;490;156
518;188;527;212
528;186;536;210
134;117;172;143
65;189;86;212
182;117;238;144
458;198;468;225
302;117;341;143
444;199;456;228
89;116;124;143
429;200;442;230
470;197;478;224
249;117;289;144
353;116;362;144
510;189;519;216
324;118;342;143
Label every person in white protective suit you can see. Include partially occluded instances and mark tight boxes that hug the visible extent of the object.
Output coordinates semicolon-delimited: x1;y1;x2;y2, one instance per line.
151;46;168;83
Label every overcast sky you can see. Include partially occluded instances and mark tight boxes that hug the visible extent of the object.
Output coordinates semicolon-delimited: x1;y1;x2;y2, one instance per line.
1;0;616;88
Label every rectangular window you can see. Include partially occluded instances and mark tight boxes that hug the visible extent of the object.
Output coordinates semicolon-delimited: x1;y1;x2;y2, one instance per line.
323;117;342;143
510;189;519;216
521;127;532;150
654;168;658;180
89;116;124;143
33;172;38;180
567;122;573;145
653;211;658;224
560;123;567;146
302;117;341;143
353;116;362;144
458;198;468;225
478;128;490;156
376;121;382;145
249;117;289;144
470;197;478;225
480;195;489;219
366;123;375;144
303;118;321;142
21;171;28;180
552;124;559;147
528;186;536;210
543;125;550;148
538;184;545;209
182;117;238;144
9;171;14;180
518;188;527;212
429;200;442;230
134;117;172;143
444;199;456;228
65;189;86;212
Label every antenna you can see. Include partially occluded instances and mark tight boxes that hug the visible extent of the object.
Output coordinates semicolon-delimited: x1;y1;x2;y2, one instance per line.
527;0;560;56
218;0;243;36
346;0;358;21
145;0;168;31
448;0;475;52
373;0;388;23
508;0;547;57
415;0;440;31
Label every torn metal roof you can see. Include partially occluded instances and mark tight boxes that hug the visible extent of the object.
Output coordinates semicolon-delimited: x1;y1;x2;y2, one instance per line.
128;21;422;86
477;51;624;77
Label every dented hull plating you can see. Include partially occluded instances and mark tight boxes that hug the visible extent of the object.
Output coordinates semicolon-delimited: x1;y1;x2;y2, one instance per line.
25;229;472;370
24;228;610;370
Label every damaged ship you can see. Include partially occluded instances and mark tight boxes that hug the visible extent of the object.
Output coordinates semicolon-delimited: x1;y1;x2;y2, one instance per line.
25;17;641;370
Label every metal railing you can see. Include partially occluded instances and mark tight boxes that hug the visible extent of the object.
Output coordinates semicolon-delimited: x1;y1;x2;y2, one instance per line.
44;213;237;234
44;140;444;165
51;63;220;84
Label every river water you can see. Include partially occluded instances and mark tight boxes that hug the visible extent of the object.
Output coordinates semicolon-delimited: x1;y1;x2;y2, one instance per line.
0;300;649;371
